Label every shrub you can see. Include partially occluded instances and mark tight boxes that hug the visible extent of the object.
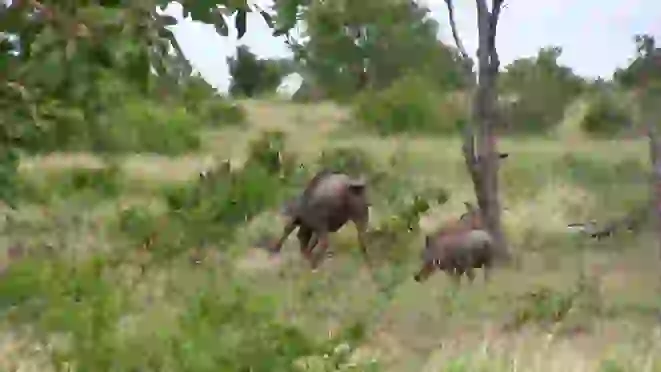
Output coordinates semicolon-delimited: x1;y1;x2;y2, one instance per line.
580;92;633;136
317;146;377;177
16;98;202;155
352;74;466;135
190;99;247;128
0;253;374;372
17;100;91;153
0;147;21;208
158;131;298;248
97;100;201;154
18;163;124;205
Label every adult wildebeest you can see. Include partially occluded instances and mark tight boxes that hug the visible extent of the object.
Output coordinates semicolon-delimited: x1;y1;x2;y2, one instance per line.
413;202;496;284
269;170;370;270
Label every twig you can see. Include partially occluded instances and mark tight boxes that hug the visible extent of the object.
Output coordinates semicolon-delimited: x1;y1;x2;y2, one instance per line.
443;0;469;60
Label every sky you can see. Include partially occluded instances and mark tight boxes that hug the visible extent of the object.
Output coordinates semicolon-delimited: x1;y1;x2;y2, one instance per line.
161;0;661;94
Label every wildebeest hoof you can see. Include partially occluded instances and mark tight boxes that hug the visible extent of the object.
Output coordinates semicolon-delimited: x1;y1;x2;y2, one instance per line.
413;274;421;282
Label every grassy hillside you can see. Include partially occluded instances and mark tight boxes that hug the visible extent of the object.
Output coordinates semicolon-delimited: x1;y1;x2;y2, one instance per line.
0;99;657;372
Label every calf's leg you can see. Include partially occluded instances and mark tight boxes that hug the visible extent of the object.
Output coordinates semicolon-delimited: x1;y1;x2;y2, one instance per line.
270;218;297;254
296;227;316;264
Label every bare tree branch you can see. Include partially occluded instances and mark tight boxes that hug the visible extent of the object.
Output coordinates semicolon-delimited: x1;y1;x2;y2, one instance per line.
443;0;469;60
488;0;505;69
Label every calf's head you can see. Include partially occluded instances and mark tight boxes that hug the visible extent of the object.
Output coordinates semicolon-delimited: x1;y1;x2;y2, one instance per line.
459;202;483;229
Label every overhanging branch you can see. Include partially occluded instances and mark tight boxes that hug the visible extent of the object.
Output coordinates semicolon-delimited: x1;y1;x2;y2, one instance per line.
443;0;469;61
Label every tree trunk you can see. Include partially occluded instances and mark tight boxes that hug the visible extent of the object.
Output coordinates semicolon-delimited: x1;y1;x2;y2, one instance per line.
648;125;661;259
445;0;509;260
474;0;508;259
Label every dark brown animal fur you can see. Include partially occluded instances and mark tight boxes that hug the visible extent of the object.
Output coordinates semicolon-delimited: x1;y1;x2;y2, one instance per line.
270;170;370;270
413;202;495;284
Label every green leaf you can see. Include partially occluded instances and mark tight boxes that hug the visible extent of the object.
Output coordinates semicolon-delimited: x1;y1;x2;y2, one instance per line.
99;0;122;7
64;40;77;61
235;9;247;39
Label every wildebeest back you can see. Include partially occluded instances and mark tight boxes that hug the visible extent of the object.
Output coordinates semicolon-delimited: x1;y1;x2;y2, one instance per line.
422;229;493;267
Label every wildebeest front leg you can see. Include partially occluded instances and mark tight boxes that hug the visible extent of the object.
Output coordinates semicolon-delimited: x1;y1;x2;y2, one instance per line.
310;230;330;270
465;268;476;283
270;219;296;254
483;262;492;283
449;269;462;286
353;215;371;268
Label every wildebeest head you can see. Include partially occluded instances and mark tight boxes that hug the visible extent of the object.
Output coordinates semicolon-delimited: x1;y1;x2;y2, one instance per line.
459;201;483;229
345;176;371;206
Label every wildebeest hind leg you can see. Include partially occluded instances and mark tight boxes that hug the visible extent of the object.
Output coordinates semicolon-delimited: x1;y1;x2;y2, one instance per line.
298;228;319;264
270;219;297;254
296;227;313;261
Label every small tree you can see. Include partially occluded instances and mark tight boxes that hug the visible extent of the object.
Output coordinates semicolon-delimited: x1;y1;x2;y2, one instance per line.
444;0;509;260
227;45;290;97
297;0;465;99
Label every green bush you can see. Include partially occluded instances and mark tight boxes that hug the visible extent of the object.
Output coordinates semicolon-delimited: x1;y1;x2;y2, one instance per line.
156;131;298;249
352;74;466;135
580;92;633;136
17;100;91;153
188;98;247;128
317;146;377;177
16;98;202;155
18;163;124;205
97;100;201;154
499;96;569;134
0;253;374;372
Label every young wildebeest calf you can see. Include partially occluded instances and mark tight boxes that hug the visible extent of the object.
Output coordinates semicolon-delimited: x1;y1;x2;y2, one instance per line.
413;202;495;284
269;170;370;270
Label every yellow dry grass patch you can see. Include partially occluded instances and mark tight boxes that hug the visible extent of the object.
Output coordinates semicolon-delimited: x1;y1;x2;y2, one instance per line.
504;182;595;238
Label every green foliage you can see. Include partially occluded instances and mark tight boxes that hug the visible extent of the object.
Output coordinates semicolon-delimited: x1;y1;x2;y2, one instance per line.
21;164;124;204
353;75;466;135
99;100;201;154
580;91;634;136
317;146;377;177
0;253;370;372
299;0;465;100
598;359;628;372
228;46;291;97
156;131;296;250
189;98;247;128
0;147;21;208
499;46;586;133
614;34;660;89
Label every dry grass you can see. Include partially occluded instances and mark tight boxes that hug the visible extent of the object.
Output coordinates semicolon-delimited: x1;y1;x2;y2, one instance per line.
8;99;658;371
